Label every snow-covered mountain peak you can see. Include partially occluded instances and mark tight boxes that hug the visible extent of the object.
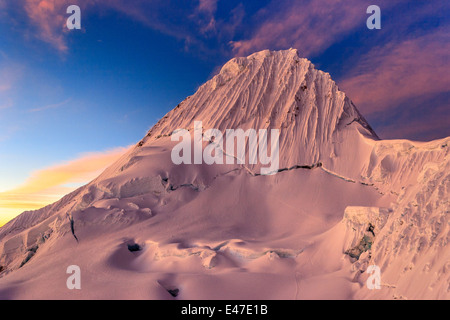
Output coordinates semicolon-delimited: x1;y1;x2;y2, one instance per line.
1;49;447;300
140;49;377;172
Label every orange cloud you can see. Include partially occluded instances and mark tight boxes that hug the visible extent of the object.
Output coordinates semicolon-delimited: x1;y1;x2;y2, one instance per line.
0;146;130;226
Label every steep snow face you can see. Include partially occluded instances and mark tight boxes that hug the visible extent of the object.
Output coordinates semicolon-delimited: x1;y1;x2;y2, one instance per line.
0;50;448;300
139;48;377;171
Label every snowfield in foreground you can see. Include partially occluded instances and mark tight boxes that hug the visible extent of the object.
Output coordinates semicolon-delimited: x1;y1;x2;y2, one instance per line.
0;49;448;299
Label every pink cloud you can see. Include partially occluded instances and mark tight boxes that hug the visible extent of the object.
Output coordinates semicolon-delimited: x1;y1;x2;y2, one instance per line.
198;0;217;14
339;28;450;116
23;0;69;51
194;0;218;35
15;0;226;54
231;0;373;58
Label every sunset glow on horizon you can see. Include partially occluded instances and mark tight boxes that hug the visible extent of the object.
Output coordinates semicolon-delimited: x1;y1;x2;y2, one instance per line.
0;146;130;226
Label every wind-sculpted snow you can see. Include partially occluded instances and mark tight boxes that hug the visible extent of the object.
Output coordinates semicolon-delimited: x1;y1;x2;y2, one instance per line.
355;138;450;298
138;49;378;173
0;49;448;300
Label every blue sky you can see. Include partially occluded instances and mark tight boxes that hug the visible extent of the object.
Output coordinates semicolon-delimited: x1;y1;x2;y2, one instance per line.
0;0;449;224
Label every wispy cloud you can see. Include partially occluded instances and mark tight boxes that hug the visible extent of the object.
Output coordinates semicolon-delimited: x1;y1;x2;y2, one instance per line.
23;0;69;52
12;0;236;55
230;0;373;58
192;0;218;35
224;0;448;140
29;97;72;112
340;28;450;116
103;0;220;53
0;145;130;226
338;26;450;140
14;0;214;53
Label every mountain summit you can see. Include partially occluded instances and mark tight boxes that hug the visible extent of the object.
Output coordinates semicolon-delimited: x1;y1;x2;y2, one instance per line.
0;50;448;300
141;49;378;170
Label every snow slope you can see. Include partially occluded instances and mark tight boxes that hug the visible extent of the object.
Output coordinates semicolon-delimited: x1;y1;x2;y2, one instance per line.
0;49;448;300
